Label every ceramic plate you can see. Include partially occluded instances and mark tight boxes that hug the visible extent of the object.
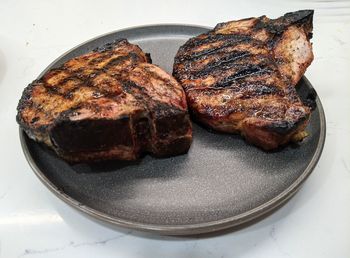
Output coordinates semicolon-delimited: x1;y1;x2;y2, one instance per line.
20;25;326;235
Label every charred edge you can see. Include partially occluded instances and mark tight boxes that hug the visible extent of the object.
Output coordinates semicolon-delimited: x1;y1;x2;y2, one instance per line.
16;112;27;131
92;39;128;53
214;17;256;31
151;136;192;158
152;101;190;139
20;127;37;141
50;116;134;153
262;115;308;135
17;89;54;135
18;116;51;136
179;32;210;49
300;87;317;110
145;53;152;64
284;85;304;104
17;80;39;113
42;67;67;78
254;19;285;36
281;10;313;30
16;81;40;130
212;64;272;88
254;10;314;36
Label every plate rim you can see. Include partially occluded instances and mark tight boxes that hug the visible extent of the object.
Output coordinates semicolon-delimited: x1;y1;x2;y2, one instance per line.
19;24;327;235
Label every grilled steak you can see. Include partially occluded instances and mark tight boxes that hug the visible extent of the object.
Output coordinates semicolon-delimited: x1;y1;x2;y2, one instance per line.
17;39;192;162
173;10;314;150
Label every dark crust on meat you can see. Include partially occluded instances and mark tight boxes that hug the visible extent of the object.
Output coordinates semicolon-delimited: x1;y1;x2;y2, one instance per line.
92;39;127;52
17;39;192;162
252;10;313;36
173;10;314;150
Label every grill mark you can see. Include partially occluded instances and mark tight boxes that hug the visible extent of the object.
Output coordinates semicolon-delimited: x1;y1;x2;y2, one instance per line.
59;76;82;85
121;81;148;100
190;51;252;78
19;39;184;145
41;52;143;100
42;68;66;77
41;72;116;104
87;53;109;65
42;75;80;99
45;85;61;95
239;83;281;98
212;64;272;88
178;35;256;62
230;83;281;99
172;11;313;144
183;33;250;51
188;82;281;99
103;52;141;69
41;79;61;96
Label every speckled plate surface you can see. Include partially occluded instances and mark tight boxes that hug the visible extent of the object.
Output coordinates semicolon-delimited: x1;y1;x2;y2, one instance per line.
19;25;326;235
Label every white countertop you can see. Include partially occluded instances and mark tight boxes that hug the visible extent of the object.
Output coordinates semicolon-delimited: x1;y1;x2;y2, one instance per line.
1;0;349;257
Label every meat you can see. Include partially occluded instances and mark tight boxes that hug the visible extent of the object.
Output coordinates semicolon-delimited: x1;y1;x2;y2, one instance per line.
17;39;192;162
173;10;314;150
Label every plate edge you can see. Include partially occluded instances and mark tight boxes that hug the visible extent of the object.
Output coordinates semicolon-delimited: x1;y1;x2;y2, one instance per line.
18;24;327;235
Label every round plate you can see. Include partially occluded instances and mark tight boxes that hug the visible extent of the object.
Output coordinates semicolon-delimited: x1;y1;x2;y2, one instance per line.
20;25;326;235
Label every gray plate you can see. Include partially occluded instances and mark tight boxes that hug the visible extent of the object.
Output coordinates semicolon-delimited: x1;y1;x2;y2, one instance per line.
20;25;326;235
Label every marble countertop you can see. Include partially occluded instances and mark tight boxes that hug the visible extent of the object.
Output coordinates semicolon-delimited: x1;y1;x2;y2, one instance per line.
1;0;349;257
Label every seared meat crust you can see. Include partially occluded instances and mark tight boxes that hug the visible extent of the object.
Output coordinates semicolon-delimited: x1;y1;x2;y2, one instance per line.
173;10;314;150
18;39;192;161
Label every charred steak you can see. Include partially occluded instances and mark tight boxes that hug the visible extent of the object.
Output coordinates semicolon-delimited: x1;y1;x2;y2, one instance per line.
17;39;192;162
173;10;314;150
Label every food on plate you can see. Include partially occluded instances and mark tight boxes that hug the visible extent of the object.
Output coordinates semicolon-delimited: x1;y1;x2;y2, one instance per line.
173;10;314;150
17;39;192;162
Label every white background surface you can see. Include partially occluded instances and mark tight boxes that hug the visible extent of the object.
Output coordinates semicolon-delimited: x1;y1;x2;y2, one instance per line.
1;0;349;257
